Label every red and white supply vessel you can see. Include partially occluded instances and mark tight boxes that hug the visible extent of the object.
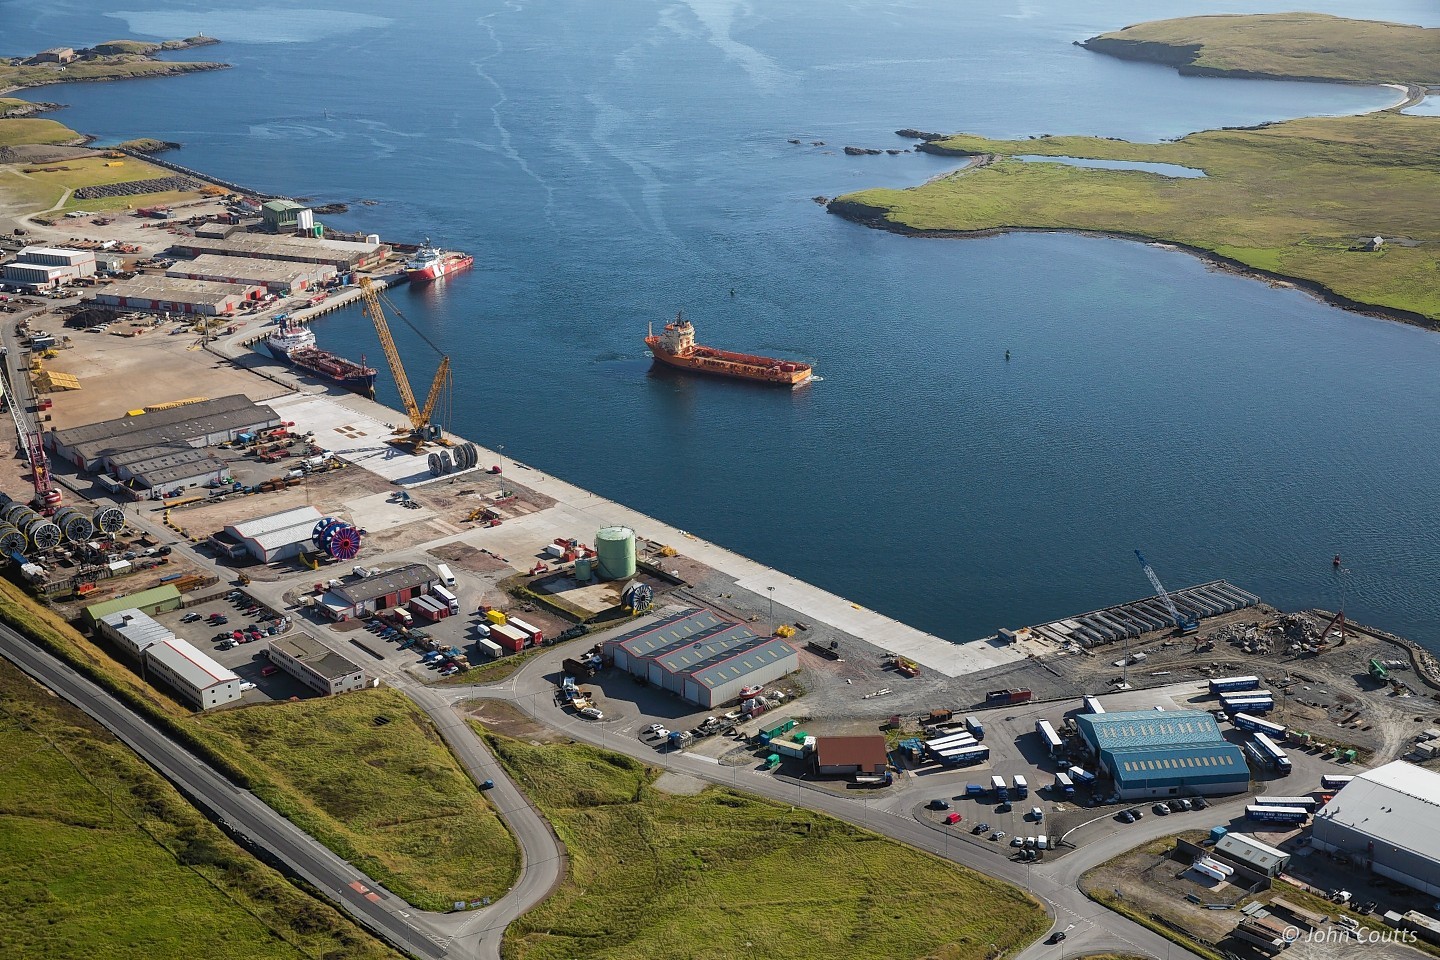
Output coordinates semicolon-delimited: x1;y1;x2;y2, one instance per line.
405;239;474;282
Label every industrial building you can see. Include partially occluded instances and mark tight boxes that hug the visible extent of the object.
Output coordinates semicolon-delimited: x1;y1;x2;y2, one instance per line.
168;253;335;295
143;637;242;710
169;233;389;272
602;607;799;708
1213;832;1291;878
83;584;183;628
87;276;263;315
47;395;281;472
3;246;97;289
267;634;366;695
109;447;228;494
1075;709;1250;800
1312;761;1440;897
96;608;172;660
317;564;439;620
218;506;324;563
815;736;890;777
261;200;310;233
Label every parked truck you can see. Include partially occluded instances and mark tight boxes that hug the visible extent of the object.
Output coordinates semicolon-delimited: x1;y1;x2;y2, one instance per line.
1013;775;1029;799
990;775;1009;802
1054;772;1075;796
964;715;984;739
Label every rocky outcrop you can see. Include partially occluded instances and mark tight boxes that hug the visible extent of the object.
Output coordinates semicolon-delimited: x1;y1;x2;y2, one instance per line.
1078;37;1200;69
895;129;946;141
0;100;62;118
117;138;181;153
843;146;883;156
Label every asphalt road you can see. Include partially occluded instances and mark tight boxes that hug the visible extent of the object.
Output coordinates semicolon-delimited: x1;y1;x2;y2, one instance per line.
0;625;451;960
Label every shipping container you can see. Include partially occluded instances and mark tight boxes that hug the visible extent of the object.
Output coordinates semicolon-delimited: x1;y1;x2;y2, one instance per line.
1233;712;1288;738
938;745;989;766
1013;775;1029;798
474;637;503;659
507;616;543;644
489;622;529;651
436;562;456;587
964;715;984;739
485;609;508;626
1066;765;1096;784
1320;775;1354;791
986;688;1032;705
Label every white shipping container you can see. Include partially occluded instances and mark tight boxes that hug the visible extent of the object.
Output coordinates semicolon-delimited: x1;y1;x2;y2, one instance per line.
474;637;503;659
436;562;455;587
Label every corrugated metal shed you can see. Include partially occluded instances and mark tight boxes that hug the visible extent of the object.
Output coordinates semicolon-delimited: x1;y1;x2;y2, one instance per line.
98;608;173;658
145;637;238;689
1315;761;1440;868
335;563;437;605
1077;709;1224;752
1104;742;1248;782
50;394;259;448
612;609;730;659
1215;832;1291;876
83;585;183;626
687;637;797;690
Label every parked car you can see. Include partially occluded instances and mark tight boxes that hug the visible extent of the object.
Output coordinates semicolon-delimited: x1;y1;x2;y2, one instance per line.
995;801;1012;813
944;813;962;825
181;612;202;623
1117;811;1135;824
1191;796;1208;810
1010;837;1024;847
1153;803;1171;816
260;665;278;677
1048;932;1067;944
972;822;989;834
927;798;951;811
239;681;256;691
643;723;664;735
218;641;236;651
1128;807;1144;820
990;831;1005;841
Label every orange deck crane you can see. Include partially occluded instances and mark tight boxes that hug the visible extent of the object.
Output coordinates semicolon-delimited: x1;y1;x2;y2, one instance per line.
358;277;452;453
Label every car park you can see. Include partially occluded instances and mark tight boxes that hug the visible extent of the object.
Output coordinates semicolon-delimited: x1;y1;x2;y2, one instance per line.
1117;811;1135;823
927;798;951;811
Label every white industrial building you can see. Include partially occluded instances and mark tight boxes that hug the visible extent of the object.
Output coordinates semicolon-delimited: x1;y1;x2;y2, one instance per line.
217;506;324;563
143;637;242;710
1213;832;1290;878
2;246;96;289
96;608;172;660
168;253;335;294
267;634;366;695
89;276;263;315
602;607;799;708
1312;761;1440;897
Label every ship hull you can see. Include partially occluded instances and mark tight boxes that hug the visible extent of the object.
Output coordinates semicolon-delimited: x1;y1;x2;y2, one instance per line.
645;336;812;387
278;348;377;395
407;253;474;283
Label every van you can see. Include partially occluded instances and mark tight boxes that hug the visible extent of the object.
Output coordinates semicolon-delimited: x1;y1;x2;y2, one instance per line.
1031;807;1044;821
436;562;456;587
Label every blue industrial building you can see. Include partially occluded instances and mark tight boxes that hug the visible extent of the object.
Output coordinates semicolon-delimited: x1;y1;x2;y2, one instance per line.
1076;709;1250;800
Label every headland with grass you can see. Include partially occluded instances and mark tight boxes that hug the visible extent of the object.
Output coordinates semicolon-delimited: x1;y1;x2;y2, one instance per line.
829;14;1440;327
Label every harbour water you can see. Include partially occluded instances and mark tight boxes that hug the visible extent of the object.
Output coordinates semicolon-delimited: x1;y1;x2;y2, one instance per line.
7;0;1440;648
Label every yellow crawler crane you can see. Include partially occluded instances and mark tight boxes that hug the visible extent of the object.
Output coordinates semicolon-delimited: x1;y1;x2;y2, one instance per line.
358;276;452;453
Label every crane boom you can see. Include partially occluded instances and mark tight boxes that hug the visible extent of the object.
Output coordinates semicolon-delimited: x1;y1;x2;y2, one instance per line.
358;277;450;450
1134;550;1196;632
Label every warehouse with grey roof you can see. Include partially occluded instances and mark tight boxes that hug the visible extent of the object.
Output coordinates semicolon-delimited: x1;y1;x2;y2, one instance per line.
46;395;280;472
267;634;366;695
169;233;389;271
168;253;336;294
603;607;799;708
1312;761;1440;897
87;276;264;315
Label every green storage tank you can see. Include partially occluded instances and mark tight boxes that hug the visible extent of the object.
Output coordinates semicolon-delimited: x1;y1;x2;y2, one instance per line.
575;556;593;582
595;525;636;581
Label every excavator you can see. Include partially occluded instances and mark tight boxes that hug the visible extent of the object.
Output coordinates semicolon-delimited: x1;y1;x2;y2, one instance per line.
358;276;452;453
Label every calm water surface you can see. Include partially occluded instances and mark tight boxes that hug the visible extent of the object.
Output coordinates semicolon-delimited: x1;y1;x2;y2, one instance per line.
4;0;1439;649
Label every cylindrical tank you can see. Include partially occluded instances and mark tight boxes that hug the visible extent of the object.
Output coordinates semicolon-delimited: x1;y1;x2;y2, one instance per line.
53;507;94;543
574;556;593;582
595;525;636;581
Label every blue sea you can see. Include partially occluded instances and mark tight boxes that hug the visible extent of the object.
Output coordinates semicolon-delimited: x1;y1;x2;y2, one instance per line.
5;0;1439;648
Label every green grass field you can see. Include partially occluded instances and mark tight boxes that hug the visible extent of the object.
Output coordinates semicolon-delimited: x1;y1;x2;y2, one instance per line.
194;689;519;912
486;732;1050;960
0;56;225;93
834;112;1440;322
0;117;81;147
1084;13;1438;85
0;658;401;960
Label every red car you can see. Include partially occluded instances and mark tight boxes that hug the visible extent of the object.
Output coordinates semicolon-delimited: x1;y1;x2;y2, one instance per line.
945;813;963;825
260;664;279;677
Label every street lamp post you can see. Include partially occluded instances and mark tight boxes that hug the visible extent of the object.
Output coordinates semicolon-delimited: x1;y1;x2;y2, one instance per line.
767;586;775;629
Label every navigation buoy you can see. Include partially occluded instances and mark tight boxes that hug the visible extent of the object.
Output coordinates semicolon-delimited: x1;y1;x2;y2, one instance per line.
1333;554;1342;568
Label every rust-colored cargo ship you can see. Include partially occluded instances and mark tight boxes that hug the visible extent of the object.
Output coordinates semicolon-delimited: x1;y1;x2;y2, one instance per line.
645;314;812;387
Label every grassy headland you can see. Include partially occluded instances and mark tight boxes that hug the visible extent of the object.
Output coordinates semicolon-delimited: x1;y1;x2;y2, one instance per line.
1080;13;1438;85
831;10;1440;326
0;658;401;960
0;38;225;95
485;731;1050;960
194;689;519;911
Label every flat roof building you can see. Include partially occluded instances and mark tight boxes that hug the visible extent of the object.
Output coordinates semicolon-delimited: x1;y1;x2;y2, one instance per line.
143;637;242;710
603;608;799;708
815;735;890;777
262;199;308;233
88;276;263;315
96;608;172;660
169;233;389;271
1312;761;1440;897
223;506;323;563
3;245;96;289
1077;709;1250;800
83;585;183;628
168;253;334;294
267;634;366;695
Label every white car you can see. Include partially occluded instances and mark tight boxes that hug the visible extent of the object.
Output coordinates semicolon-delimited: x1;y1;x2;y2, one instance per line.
1010;836;1024;847
642;723;664;735
239;681;256;692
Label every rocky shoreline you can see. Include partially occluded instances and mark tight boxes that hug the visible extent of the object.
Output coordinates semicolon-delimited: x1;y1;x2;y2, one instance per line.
825;196;1440;333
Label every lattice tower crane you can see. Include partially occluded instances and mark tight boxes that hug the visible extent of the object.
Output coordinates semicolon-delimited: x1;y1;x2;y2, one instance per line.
358;277;452;453
1134;550;1198;635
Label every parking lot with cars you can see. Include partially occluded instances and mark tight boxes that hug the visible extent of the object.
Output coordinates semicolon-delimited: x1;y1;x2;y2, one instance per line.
152;589;306;704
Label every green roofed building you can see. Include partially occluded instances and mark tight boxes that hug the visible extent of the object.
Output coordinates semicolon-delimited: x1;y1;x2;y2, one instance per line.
83;584;183;628
1076;709;1249;800
261;199;308;234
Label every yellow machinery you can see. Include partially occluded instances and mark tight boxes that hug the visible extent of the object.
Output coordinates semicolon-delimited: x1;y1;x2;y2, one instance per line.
359;277;452;452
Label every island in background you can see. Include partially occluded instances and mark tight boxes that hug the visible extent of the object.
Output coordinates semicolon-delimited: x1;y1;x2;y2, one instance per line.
829;13;1440;327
